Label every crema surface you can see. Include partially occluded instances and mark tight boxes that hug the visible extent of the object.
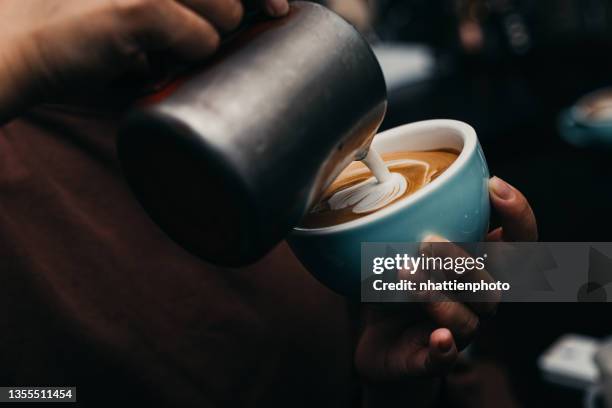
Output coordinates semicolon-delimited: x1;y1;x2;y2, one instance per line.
302;150;459;228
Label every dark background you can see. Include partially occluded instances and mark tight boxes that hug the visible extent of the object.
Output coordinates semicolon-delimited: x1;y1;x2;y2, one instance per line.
368;0;612;406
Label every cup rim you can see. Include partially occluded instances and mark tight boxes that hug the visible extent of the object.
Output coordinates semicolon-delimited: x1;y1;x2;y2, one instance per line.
292;119;478;236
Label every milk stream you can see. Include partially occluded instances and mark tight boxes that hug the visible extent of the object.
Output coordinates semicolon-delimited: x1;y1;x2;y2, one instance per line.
362;148;392;182
327;148;414;214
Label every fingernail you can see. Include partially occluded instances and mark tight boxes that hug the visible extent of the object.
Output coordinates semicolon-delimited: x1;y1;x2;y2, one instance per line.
419;235;448;254
267;0;289;17
422;234;449;243
489;176;514;200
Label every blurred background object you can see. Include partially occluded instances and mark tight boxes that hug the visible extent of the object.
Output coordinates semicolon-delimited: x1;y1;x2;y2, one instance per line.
559;87;612;149
322;1;612;407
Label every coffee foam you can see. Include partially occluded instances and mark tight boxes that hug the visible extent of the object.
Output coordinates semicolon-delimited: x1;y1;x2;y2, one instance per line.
326;159;429;214
302;150;458;229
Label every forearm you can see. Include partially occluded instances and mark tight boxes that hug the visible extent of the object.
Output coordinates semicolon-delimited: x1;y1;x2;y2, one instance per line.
0;45;39;124
362;378;442;408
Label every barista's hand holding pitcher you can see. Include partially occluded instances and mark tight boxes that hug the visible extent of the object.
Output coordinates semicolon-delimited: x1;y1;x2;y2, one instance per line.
0;0;289;122
356;176;537;404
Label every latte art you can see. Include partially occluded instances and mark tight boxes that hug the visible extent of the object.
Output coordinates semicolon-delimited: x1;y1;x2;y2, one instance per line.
327;171;408;214
302;149;459;228
324;149;410;214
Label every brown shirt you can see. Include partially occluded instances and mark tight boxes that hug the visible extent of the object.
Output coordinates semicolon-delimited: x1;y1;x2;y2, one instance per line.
0;105;355;407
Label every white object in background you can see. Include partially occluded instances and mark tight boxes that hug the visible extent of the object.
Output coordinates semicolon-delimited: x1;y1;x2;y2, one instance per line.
538;334;601;390
371;44;435;92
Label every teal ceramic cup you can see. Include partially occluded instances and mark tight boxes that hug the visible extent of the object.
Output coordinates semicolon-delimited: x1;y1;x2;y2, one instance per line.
287;119;490;297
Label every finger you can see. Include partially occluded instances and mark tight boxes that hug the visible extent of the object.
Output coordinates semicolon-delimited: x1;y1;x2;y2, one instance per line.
421;236;494;284
424;328;458;375
420;235;501;316
259;0;290;17
486;227;503;242
489;176;538;242
423;300;479;350
400;328;458;376
355;319;430;381
121;0;221;60
122;51;151;76
177;0;244;32
383;325;434;378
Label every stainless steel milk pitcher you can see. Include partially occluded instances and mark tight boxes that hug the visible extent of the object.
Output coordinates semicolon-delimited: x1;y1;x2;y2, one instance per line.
117;1;387;266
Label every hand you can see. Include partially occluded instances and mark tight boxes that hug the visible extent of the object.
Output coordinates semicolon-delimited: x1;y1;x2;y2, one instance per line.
0;0;289;121
355;176;537;406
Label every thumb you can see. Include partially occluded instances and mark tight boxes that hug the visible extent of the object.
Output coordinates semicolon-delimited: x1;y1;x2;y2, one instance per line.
488;176;538;242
